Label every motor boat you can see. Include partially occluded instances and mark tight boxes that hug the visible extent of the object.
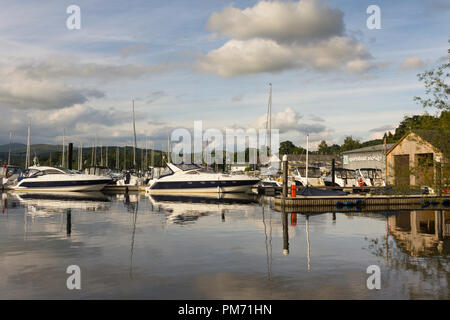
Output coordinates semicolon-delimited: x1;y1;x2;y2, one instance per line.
145;163;260;194
1;165;24;186
291;166;325;187
355;168;386;187
10;166;112;192
116;170;145;187
323;168;357;187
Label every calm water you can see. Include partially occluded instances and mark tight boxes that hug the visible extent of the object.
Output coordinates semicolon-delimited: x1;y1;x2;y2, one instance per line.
0;191;448;299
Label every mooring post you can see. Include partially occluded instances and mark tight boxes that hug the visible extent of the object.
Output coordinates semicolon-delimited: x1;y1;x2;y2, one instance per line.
282;209;289;255
331;158;335;186
68;143;73;170
66;209;72;236
282;154;288;198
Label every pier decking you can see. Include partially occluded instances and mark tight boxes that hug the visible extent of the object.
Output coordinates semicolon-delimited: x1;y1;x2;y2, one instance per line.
274;194;449;213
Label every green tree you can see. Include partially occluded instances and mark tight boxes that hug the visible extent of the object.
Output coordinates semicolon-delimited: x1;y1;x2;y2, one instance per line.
414;40;449;111
317;140;329;154
340;136;361;152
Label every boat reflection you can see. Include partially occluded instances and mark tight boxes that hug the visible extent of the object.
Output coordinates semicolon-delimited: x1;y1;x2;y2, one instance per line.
147;193;257;225
12;191;111;216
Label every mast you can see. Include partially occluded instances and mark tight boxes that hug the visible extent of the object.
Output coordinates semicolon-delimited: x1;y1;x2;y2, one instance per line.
7;131;12;165
266;83;272;154
167;133;171;163
105;146;108;168
62;128;66;167
132;98;137;168
25;121;31;169
116;146;119;169
384;135;387;185
100;145;103;166
306;134;309;187
145;136;148;170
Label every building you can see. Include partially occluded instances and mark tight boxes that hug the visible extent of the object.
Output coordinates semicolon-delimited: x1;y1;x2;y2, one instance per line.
342;143;395;172
286;154;341;174
386;130;448;187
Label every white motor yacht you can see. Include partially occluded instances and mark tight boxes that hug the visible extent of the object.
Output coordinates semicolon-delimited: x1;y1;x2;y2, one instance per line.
145;163;260;194
11;166;112;192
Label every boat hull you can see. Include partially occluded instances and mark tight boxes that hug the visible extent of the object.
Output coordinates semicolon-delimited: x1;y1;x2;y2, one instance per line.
11;179;111;192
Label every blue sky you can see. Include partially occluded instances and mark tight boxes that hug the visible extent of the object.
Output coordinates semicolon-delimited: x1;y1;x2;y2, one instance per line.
0;0;448;150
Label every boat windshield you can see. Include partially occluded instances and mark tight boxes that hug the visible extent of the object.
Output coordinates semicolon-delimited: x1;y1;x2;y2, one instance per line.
336;169;356;179
295;167;321;178
360;169;383;179
174;163;202;171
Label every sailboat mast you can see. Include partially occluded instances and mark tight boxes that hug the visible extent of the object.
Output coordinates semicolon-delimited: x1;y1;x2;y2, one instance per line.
25;121;31;169
62;128;66;167
266;83;272;154
7;131;12;165
132;98;137;168
116;146;119;169
306;134;309;186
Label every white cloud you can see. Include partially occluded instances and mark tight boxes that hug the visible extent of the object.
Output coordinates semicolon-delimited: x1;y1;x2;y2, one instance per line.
198;0;375;76
207;0;344;43
0;74;104;110
399;56;425;70
197;37;373;77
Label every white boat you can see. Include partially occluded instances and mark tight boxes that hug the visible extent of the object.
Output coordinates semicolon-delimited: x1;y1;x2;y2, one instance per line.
291;166;324;187
323;168;357;187
355;168;385;187
10;166;112;192
145;163;260;194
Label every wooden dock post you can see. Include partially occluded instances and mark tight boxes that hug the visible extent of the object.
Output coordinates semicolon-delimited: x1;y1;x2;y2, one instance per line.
331;159;335;186
68;143;73;170
66;209;72;236
282;154;288;198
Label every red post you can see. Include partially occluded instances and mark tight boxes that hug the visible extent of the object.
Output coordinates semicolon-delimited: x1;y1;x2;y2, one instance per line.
291;213;297;226
291;183;296;198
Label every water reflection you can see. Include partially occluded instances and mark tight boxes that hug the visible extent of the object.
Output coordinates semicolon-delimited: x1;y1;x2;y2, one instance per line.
0;191;448;299
388;210;449;256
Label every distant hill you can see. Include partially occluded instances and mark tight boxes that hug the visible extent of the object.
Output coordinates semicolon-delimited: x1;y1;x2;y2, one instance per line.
0;143;26;152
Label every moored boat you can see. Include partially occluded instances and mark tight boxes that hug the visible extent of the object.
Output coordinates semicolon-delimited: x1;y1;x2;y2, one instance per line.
10;166;112;192
145;163;260;194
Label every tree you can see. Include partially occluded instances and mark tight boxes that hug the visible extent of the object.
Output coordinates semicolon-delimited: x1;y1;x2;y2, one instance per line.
317;140;329;154
414;40;449;111
341;136;361;152
279;141;305;155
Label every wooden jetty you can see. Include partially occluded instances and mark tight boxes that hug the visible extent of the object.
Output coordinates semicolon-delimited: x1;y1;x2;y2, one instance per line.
274;195;449;213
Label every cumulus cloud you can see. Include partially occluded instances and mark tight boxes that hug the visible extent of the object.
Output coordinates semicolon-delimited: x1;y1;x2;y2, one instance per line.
399;56;425;70
252;107;327;135
207;0;344;43
197;0;375;76
0;75;104;110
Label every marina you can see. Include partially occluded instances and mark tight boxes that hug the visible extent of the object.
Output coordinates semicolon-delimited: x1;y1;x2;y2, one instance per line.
0;0;448;304
0;191;448;299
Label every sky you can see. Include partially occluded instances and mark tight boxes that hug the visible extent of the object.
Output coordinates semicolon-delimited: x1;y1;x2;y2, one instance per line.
0;0;448;151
